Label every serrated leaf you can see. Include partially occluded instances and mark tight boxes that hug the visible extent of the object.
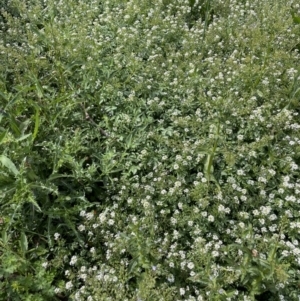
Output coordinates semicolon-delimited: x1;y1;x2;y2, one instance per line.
28;196;42;212
0;155;19;175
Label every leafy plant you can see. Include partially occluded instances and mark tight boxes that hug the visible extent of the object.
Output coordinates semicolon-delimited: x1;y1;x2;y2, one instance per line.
1;0;300;300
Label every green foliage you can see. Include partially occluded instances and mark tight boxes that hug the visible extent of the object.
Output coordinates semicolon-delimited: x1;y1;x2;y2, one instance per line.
0;0;300;300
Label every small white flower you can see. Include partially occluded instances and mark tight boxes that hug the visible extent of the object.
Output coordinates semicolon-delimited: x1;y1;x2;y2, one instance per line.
237;169;245;176
70;256;77;266
188;220;193;226
258;177;267;184
208;215;214;222
80;273;87;280
174;181;181;187
108;219;115;225
65;281;73;290
218;204;225;212
86;212;94;220
201;211;207;217
78;224;85;232
79;210;86;217
54;233;60;240
42;262;48;268
171;217;177;225
180;288;185;296
167;274;175;282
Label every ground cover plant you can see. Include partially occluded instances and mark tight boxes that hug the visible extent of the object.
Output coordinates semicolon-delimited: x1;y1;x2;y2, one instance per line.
0;0;300;300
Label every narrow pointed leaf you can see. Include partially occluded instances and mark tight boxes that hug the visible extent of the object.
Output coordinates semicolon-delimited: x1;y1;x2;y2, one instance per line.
16;133;32;142
33;108;40;141
0;130;7;144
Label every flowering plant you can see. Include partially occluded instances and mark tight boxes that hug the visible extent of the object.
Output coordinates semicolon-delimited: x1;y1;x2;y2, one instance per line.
0;0;300;300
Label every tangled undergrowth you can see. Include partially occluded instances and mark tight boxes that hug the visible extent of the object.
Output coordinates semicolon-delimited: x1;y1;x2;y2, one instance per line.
0;0;300;300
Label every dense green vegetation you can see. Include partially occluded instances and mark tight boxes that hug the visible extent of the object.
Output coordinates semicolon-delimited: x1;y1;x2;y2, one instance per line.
0;0;300;300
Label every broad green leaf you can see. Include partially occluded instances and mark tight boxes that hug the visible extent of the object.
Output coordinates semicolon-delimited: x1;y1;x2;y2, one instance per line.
267;244;277;261
0;155;19;175
128;258;138;274
20;231;28;254
2;229;8;244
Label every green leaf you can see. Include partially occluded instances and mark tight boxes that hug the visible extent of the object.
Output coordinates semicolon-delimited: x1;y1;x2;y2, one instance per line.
16;133;32;142
291;11;300;24
20;231;28;254
46;173;74;183
0;130;7;144
5;86;32;109
0;91;8;102
128;258;138;274
257;90;264;98
2;229;8;244
188;275;209;286
9;118;22;137
27;195;42;212
0;155;19;175
204;153;213;176
33;108;40;141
